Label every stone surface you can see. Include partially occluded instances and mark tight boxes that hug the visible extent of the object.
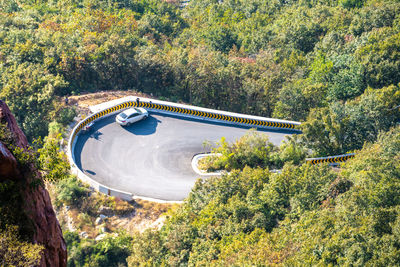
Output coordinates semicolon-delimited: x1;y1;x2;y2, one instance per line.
95;217;103;225
95;233;107;241
22;178;68;267
0;100;67;267
98;205;114;216
80;231;88;238
0;141;19;181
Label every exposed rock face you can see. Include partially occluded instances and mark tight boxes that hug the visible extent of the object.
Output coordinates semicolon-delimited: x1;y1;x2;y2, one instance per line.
0;100;67;267
0;100;28;148
0;141;19;180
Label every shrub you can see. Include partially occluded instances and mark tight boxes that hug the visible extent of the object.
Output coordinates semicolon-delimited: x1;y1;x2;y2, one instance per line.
55;176;89;208
0;225;43;267
65;230;133;267
56;107;76;126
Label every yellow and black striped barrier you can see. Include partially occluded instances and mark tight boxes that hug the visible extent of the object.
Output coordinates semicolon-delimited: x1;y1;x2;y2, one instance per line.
71;99;300;145
139;101;299;129
306;153;356;165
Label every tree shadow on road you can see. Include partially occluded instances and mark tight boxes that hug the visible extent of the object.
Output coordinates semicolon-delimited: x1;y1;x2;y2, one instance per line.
85;169;96;175
122;115;161;135
89;131;103;140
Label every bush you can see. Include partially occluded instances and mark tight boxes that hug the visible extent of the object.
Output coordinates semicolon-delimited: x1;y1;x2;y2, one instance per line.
37;135;70;183
0;225;43;267
201;130;279;171
199;130;307;172
55;177;89;208
65;230;133;267
48;121;64;138
56;107;76;126
130;127;400;266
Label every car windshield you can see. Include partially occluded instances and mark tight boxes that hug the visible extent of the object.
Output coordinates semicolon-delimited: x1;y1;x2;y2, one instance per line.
119;113;128;119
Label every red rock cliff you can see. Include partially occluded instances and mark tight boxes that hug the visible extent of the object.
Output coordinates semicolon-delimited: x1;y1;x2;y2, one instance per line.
0;100;67;267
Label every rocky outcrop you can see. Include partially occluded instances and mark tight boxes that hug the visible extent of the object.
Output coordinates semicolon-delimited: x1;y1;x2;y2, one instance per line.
0;100;67;267
0;141;19;180
0;100;28;148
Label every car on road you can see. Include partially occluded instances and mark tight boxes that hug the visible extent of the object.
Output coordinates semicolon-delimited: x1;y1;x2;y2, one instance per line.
116;107;149;126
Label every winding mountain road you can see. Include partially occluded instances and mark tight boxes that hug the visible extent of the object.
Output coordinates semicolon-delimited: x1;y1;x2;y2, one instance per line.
74;112;294;201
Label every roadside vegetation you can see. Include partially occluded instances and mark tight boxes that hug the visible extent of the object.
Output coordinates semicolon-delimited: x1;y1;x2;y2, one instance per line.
1;0;400;265
129;127;400;266
1;0;399;154
0;122;62;265
199;130;307;172
1;103;173;266
46;161;174;267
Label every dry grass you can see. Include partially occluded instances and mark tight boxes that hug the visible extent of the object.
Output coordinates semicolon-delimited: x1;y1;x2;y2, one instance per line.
63;90;154;126
134;199;173;219
47;180;177;237
68;90;151;109
107;199;178;234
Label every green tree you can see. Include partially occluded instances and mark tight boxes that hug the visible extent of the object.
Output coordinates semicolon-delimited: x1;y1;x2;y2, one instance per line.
0;225;43;267
0;63;68;140
66;230;133;267
357;30;400;89
204;25;238;53
37;134;70;183
55;177;89;208
301;85;400;156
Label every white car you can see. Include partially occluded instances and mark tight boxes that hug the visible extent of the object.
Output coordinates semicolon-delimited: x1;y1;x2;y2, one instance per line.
116;108;149;126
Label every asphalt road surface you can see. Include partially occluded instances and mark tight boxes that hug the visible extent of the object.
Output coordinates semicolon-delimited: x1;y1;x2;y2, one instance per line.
74;112;295;201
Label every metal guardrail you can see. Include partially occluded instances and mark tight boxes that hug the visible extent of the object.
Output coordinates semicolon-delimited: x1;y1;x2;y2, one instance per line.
306;153;356;165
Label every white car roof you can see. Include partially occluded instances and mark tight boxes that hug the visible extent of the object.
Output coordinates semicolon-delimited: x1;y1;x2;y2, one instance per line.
121;108;140;116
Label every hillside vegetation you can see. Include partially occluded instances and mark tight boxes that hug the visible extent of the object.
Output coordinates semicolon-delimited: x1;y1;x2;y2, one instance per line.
0;0;399;154
0;0;400;265
129;127;400;266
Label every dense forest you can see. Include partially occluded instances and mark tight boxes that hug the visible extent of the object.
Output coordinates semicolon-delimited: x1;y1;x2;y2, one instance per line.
129;127;400;266
1;0;399;155
0;0;399;265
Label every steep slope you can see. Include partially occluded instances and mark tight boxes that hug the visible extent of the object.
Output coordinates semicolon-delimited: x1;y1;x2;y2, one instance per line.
0;100;67;266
